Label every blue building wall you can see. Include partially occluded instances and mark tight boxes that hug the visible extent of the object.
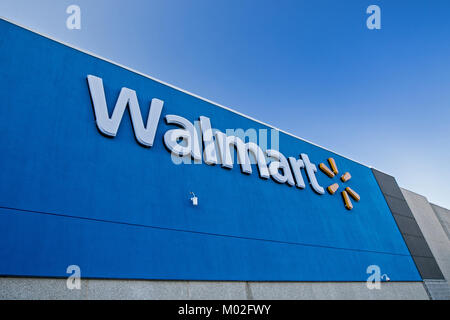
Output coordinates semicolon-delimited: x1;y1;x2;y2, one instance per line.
0;19;421;281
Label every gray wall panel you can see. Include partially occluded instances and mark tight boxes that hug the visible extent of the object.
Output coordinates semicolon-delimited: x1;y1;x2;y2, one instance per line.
403;235;434;258
385;195;415;218
411;257;445;280
392;214;424;238
371;170;404;199
372;169;444;280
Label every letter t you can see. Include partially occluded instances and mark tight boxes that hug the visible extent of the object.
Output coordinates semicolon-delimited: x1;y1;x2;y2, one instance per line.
301;153;325;194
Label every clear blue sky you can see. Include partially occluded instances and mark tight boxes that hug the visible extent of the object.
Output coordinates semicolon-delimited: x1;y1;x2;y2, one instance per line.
1;0;449;208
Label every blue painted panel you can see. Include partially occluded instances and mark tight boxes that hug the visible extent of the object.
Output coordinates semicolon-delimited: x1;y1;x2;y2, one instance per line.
0;19;421;281
0;208;420;281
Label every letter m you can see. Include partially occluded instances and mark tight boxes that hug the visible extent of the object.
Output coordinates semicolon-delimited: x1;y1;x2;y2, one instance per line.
87;75;164;147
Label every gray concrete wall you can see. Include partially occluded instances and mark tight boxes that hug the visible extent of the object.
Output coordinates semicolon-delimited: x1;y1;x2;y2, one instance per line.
401;189;450;282
423;280;450;300
431;204;450;242
0;277;429;300
402;189;450;299
427;203;450;299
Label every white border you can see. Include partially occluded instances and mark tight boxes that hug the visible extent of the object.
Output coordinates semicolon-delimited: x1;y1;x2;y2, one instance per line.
1;16;372;168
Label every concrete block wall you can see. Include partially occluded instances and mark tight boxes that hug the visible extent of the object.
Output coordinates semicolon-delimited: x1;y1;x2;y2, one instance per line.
401;189;450;300
431;204;450;243
427;204;450;300
423;280;450;300
0;277;429;300
401;189;450;282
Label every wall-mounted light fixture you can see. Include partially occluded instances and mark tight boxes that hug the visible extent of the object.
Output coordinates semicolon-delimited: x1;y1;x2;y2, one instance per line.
381;274;390;282
190;192;198;206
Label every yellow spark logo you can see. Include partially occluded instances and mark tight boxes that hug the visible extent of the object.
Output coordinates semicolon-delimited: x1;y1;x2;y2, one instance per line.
319;158;360;210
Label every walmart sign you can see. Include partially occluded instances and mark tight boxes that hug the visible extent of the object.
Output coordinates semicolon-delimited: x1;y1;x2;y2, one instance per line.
88;75;361;210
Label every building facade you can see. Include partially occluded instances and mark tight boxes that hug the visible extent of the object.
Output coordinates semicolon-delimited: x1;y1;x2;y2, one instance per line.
0;18;449;299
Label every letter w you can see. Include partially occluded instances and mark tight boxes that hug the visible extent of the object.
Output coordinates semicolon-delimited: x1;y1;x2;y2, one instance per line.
87;75;164;147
